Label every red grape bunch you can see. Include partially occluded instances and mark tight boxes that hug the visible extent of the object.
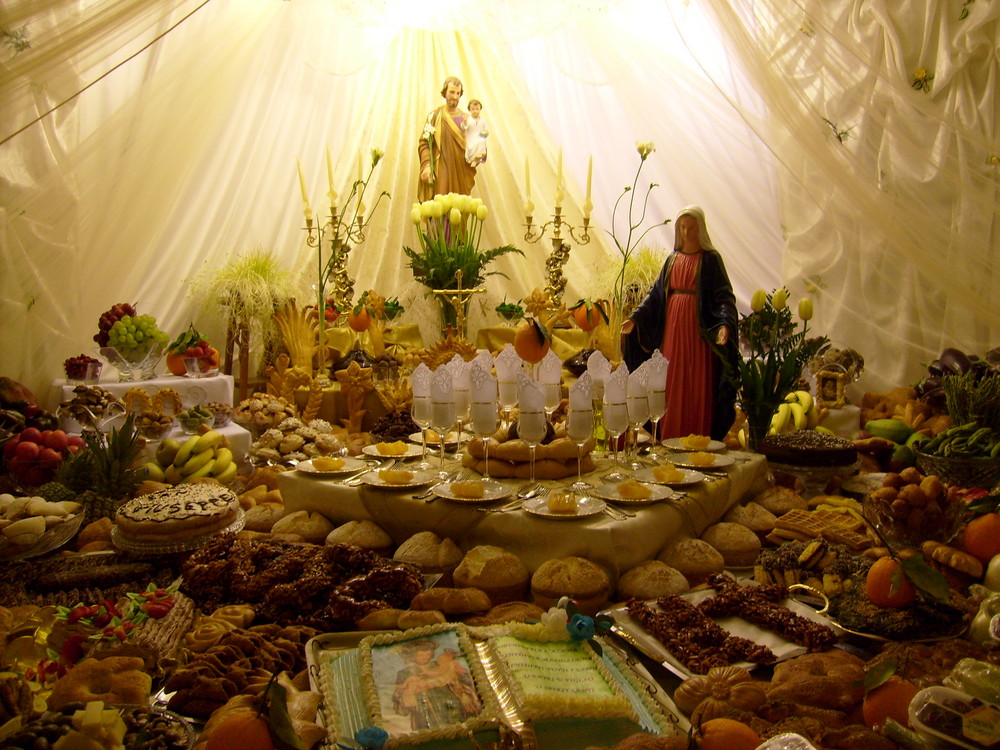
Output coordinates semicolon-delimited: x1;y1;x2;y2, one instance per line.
94;302;137;346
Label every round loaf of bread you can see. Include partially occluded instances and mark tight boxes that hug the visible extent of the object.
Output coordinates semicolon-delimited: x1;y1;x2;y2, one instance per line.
114;483;239;542
530;556;611;616
658;538;724;585
325;520;393;554
393;531;464;583
616;561;690;601
722;501;777;540
701;522;762;567
242;502;286;532
752;486;808;516
453;545;530;604
270;510;333;544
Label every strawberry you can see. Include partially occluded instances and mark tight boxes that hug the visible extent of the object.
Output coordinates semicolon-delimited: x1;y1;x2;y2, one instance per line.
142;600;174;619
93;609;112;628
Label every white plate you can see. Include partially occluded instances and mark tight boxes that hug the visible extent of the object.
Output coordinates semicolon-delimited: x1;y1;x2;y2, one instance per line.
522;494;607;519
362;443;425;459
358;469;436;489
591;483;675;504
432;480;513;502
296;457;368;476
663;437;727;452
665;452;736;470
632;467;706;487
601;586;837;679
407;431;470;447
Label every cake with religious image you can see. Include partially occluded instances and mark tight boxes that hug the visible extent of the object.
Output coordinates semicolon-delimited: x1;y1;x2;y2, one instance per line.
314;620;676;750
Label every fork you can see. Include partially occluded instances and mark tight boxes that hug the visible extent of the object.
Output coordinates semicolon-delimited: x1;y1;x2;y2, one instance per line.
346;459;398;486
414;470;459;500
517;482;541;499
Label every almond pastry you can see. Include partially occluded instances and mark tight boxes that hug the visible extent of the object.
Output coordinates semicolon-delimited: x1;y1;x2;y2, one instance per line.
121;388;153;413
152;387;183;415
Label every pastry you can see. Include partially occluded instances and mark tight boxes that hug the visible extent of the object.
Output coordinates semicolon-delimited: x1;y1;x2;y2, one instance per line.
700;522;761;567
616;561;689;601
453;545;530;605
114;483;239;542
530;556;611;615
658;538;725;585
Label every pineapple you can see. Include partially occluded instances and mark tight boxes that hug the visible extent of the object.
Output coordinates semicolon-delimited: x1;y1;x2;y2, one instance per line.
67;416;145;523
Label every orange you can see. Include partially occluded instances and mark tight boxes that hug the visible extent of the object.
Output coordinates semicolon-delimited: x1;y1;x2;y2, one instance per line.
697;717;761;750
862;677;919;729
865;556;916;608
963;512;1000;565
205;711;275;750
513;318;551;363
347;306;371;332
571;301;604;332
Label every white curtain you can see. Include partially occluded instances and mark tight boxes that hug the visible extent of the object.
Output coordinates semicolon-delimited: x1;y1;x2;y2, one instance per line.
1;0;995;407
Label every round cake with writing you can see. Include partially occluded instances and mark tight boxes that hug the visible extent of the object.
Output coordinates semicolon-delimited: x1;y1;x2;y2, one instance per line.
758;430;858;468
115;483;239;542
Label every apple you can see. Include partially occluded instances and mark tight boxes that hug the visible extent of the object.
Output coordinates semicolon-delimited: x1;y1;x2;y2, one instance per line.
44;429;70;453
19;427;43;444
15;440;40;461
38;447;62;470
67;435;86;450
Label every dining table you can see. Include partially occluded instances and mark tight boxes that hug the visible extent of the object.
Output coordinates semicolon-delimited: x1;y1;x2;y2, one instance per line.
277;448;769;585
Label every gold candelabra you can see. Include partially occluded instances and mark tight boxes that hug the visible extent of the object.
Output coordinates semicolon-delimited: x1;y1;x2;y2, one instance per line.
524;206;591;307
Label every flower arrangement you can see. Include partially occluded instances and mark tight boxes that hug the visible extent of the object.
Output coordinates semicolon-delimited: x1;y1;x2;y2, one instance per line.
403;192;523;328
731;287;828;450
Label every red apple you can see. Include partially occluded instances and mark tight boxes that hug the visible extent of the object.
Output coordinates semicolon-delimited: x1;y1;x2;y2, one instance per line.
3;437;19;461
44;429;69;453
20;427;43;445
67;435;86;450
15;440;40;461
38;447;62;470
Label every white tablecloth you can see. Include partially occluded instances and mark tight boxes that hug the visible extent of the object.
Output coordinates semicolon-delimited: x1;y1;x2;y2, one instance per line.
277;452;769;585
48;374;235;413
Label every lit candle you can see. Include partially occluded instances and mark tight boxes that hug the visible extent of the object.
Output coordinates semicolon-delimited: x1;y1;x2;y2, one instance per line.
585;155;593;204
297;159;312;219
525;157;531;200
357;153;364;184
326;146;337;206
555;148;563;206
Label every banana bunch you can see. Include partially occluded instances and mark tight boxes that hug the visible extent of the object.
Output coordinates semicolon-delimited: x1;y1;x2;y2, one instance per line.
770;390;821;434
140;429;239;484
922;421;1000;459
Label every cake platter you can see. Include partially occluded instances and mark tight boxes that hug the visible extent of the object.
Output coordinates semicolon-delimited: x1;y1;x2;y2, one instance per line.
296;457;368;476
590;483;675;505
522;495;606;519
432;480;513;502
111;509;245;555
665;452;735;470
601;587;840;680
631;467;705;487
662;437;727;453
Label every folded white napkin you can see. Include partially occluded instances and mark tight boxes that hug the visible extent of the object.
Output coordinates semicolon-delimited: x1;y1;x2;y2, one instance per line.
604;363;628;404
517;370;544;411
569;371;593;409
411;362;432;398
495;344;522;382
537;349;562;384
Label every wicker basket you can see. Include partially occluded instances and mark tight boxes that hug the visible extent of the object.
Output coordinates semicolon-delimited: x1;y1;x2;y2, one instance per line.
915;450;1000;489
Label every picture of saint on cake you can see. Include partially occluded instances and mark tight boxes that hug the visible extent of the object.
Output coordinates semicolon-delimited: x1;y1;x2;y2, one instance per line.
373;631;482;734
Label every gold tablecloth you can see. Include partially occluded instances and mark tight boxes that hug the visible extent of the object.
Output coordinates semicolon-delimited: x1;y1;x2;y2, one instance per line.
475;326;591;359
277;452;768;586
324;324;424;358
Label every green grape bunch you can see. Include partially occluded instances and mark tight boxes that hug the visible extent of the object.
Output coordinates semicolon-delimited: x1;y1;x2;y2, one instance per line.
107;314;170;361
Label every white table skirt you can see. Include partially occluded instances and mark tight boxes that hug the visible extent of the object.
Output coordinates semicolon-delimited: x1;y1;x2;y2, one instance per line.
277;452;769;585
48;373;235;413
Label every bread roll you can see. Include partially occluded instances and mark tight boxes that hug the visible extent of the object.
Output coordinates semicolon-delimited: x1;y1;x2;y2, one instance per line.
47;657;151;710
530;556;611;616
453;545;530;604
393;531;463;582
243;502;286;532
658;538;724;585
270;510;334;544
722;501;777;540
325;520;393;554
701;522;762;567
463;601;546;626
616;561;690;601
410;587;491;615
752;486;808;516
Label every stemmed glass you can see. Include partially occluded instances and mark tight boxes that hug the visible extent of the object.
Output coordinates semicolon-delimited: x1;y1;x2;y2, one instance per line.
470;400;498;480
412;395;434;470
430;399;457;476
626;392;650;471
517;406;547;485
542;383;562;426
646;387;666;454
567;405;594;491
454;385;471;449
602;397;629;481
498;379;518;430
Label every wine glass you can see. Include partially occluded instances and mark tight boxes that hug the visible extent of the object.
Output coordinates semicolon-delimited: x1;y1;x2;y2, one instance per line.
517;406;547;485
430;398;457;476
498;379;518;429
567;405;594;491
470;400;499;480
626;392;650;470
602;398;629;481
647;387;666;454
412;396;434;469
454;385;471;449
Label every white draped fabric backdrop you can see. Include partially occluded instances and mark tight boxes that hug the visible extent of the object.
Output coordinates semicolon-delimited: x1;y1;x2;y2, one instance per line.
1;0;997;407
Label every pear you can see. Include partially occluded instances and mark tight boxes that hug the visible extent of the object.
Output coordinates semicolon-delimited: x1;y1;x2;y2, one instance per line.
155;438;182;467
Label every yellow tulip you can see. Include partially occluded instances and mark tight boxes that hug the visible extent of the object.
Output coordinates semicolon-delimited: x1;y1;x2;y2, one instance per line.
410;207;422;225
636;141;655;159
771;288;788;310
427;201;443;219
798;298;814;321
476;205;488;222
750;289;767;312
449;207;462;226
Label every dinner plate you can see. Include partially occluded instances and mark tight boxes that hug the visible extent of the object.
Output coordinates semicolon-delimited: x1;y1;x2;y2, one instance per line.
665;452;735;470
590;483;675;505
432;480;513;502
663;437;727;453
358;469;436;489
408;431;470;447
296;457;368;476
361;443;425;460
522;495;606;519
601;586;838;679
631;467;706;487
